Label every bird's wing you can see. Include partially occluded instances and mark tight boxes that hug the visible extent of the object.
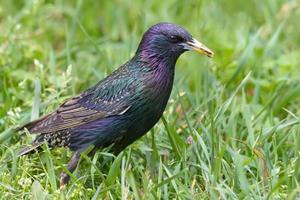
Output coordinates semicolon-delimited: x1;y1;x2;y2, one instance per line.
19;95;131;134
19;68;135;134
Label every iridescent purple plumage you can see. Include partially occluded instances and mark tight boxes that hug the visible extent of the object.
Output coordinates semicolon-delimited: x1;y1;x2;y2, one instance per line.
17;22;213;187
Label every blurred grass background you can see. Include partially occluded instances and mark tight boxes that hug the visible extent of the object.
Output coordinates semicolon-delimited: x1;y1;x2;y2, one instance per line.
1;0;300;199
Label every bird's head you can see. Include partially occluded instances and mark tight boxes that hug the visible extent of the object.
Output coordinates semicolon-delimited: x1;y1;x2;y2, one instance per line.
136;23;214;66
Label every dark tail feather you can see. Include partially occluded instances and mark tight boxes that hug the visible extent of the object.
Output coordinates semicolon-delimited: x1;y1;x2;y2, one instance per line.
16;142;43;157
0;143;43;166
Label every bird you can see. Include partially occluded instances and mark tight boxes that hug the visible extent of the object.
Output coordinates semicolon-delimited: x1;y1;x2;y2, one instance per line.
16;22;214;188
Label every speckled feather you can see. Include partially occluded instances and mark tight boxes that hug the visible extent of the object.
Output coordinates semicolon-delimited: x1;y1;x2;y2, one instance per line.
18;23;195;154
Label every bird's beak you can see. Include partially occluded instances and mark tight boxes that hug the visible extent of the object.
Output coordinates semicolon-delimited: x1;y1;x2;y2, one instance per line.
186;38;214;58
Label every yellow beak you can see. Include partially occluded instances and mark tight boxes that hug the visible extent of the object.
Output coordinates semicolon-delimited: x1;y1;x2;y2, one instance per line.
187;38;214;58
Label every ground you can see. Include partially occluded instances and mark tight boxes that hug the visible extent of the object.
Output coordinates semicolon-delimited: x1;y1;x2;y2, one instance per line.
0;0;300;199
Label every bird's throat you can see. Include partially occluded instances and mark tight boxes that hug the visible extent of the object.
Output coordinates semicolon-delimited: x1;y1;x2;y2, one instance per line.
144;58;175;107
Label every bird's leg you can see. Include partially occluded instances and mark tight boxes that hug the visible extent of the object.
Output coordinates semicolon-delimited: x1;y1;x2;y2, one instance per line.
60;151;81;189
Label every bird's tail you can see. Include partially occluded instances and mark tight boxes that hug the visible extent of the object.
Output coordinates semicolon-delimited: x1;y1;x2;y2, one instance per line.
16;142;43;157
0;142;43;166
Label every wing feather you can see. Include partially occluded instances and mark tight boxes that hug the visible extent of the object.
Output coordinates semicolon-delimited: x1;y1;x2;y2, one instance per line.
19;96;130;134
18;64;135;134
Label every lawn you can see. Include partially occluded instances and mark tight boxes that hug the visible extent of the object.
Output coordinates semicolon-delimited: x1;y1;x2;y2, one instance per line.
1;0;300;199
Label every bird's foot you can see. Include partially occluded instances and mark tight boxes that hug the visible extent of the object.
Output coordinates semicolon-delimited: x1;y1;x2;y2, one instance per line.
59;151;81;189
60;172;70;189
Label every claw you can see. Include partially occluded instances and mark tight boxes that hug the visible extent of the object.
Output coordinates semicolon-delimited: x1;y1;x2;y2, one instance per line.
59;151;81;189
60;172;69;189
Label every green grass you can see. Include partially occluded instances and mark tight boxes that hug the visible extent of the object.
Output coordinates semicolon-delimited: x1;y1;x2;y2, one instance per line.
1;0;300;199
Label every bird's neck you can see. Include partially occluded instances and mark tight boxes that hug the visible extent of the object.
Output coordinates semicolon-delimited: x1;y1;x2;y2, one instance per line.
133;53;176;106
136;48;179;70
134;52;176;86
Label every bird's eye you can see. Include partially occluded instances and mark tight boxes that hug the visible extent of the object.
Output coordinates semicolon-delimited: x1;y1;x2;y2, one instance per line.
169;35;184;43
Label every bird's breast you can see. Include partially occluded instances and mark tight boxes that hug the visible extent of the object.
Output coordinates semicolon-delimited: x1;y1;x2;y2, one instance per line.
128;68;175;129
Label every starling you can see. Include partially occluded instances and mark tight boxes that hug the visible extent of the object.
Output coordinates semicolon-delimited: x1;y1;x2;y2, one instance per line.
17;22;214;187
